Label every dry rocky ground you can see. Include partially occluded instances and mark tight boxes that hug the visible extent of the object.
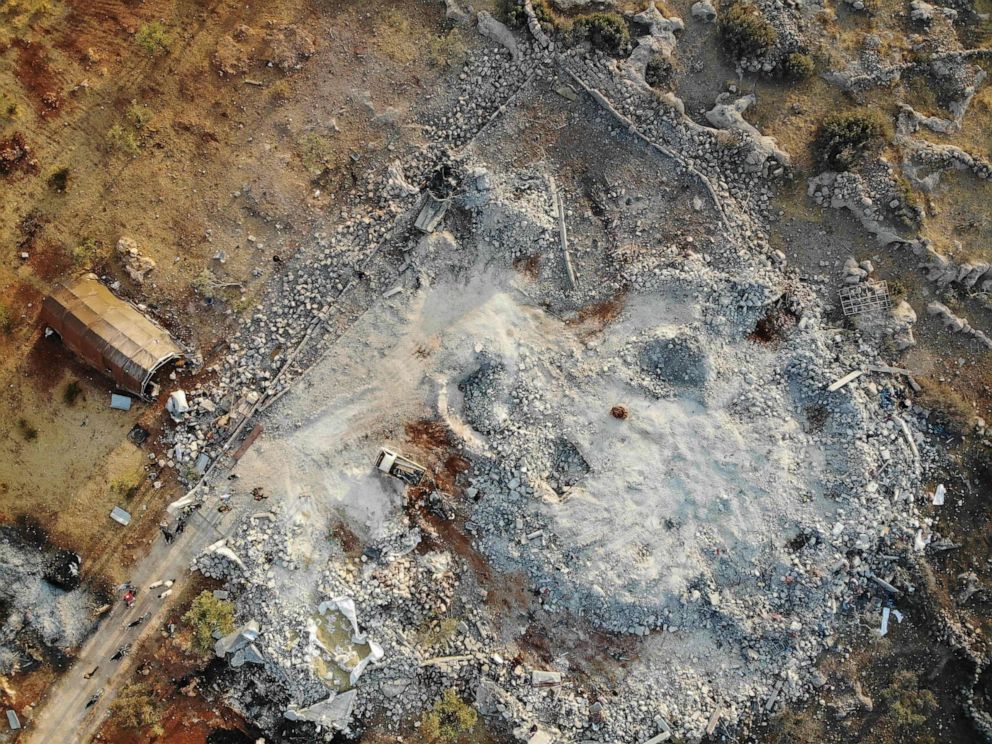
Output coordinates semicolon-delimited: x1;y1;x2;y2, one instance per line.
1;0;992;743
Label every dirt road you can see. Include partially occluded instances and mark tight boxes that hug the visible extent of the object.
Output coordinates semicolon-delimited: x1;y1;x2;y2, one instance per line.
22;501;236;744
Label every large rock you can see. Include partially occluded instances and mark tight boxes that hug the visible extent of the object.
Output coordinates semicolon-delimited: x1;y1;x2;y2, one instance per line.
691;0;717;21
214;620;260;658
477;12;521;61
705;94;791;171
116;237;156;284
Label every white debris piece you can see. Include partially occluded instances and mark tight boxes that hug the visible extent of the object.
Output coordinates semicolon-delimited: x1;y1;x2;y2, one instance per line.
284;689;357;730
879;607;891;636
932;483;946;506
166;390;190;419
531;670;563;687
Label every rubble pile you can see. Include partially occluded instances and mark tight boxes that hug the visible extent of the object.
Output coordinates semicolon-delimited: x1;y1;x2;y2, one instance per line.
0;527;99;675
189;154;946;741
166;6;964;742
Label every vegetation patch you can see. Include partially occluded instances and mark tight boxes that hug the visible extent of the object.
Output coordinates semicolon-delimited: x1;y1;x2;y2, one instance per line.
415;615;460;650
645;53;675;89
813;108;889;171
135;21;172;56
505;0;555;29
109;682;162;734
0;0;53;31
183;590;235;653
781;51;815;81
719;3;778;60
106;123;140;155
420;688;478;743
125;100;154;131
72;237;104;267
875;671;939;743
429;30;469;69
297;131;340;176
573;13;630;57
48;166;69;192
110;468;144;501
0;303;12;335
918;377;977;436
0;92;18;119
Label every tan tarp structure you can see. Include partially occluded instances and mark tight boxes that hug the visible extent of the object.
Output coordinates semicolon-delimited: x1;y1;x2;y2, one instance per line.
39;273;182;398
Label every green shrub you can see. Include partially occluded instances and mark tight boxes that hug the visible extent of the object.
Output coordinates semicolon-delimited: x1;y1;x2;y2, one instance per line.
504;0;554;29
573;13;630;57
72;237;104;266
878;671;938;741
420;689;478;743
781;52;815;80
814;108;889;170
297;132;338;175
125;100;153;130
719;3;778;60
645;53;674;88
109;682;159;729
135;21;171;56
107;123;139;155
182;590;235;653
0;303;12;334
111;468;144;501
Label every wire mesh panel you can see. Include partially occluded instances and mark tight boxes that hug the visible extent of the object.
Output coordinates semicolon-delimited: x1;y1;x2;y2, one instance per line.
840;281;891;317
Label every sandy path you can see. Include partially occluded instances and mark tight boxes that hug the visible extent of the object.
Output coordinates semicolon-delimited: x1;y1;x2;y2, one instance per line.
23;503;236;744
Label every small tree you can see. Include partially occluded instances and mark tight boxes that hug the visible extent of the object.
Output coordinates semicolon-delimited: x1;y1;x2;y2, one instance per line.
109;682;159;729
645;53;674;88
420;689;478;743
135;21;172;55
182;590;235;653
719;3;778;60
781;52;815;80
814;108;889;170
573;13;630;57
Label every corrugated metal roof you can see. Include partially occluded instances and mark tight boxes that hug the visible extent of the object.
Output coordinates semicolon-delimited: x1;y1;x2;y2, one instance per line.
39;273;182;398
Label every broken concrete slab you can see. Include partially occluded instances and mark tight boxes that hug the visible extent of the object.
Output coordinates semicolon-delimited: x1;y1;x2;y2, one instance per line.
284;689;357;730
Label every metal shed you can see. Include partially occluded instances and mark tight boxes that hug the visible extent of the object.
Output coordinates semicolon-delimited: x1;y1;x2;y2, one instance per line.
40;273;182;399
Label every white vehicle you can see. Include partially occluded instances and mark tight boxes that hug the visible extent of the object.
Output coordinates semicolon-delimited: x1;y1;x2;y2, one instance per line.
375;449;426;486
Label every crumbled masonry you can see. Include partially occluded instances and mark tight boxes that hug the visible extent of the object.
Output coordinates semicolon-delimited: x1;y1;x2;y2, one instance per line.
149;4;990;742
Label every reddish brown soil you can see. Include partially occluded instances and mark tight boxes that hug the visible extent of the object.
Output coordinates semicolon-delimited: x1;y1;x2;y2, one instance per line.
566;291;627;329
14;39;64;118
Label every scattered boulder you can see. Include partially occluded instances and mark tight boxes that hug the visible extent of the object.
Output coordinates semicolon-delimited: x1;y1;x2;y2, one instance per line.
213;35;250;75
477;12;521;61
705;94;791;171
691;0;717;22
260;26;315;71
116;237;156;284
